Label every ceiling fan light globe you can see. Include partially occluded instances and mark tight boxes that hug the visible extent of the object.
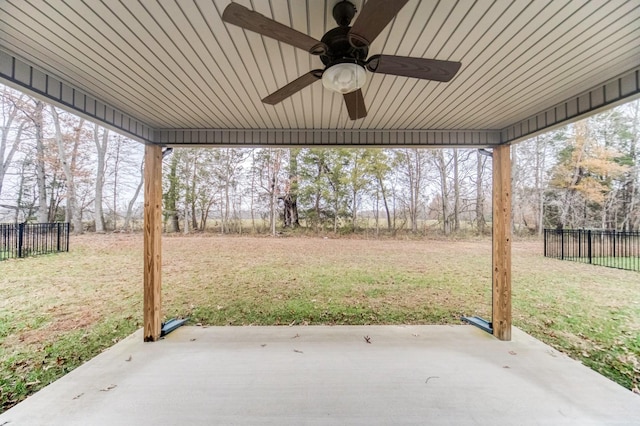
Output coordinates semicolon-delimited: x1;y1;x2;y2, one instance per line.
322;63;366;94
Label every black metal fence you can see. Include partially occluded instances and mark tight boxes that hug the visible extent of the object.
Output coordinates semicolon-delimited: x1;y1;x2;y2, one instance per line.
0;223;70;261
544;229;640;272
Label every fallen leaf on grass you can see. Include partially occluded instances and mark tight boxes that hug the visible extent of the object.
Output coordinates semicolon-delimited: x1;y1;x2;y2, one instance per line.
100;384;117;392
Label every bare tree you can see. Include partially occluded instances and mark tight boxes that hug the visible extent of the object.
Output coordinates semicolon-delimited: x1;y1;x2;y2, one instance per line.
123;156;144;231
50;106;84;233
93;124;108;232
433;150;451;234
33;101;48;223
280;148;300;228
0;88;25;201
475;150;487;234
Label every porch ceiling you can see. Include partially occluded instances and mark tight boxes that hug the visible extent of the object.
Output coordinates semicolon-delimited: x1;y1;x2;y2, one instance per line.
1;0;639;147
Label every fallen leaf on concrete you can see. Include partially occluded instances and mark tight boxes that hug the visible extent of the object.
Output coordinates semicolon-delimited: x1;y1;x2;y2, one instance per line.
364;336;371;344
261;344;267;347
509;351;517;355
503;365;510;369
425;376;440;384
293;349;303;354
73;393;84;400
291;333;300;339
125;355;132;362
100;384;117;392
190;338;197;342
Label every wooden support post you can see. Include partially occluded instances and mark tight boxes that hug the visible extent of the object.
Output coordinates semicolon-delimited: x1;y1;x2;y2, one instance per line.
143;144;162;342
492;144;512;341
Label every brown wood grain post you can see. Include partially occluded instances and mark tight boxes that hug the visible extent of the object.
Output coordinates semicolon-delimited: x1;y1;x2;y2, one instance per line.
143;144;162;342
492;144;512;341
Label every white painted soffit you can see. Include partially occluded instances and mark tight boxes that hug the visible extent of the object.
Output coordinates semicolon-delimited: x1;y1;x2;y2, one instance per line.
0;0;639;147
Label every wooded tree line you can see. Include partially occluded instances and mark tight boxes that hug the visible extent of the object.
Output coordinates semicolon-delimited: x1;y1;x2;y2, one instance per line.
0;86;143;232
1;84;639;235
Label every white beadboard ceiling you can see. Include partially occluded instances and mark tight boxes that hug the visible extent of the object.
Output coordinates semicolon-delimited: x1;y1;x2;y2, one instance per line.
1;0;639;146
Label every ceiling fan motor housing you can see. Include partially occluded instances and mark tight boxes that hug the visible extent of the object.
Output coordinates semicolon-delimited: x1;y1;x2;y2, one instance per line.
320;26;368;67
320;1;368;68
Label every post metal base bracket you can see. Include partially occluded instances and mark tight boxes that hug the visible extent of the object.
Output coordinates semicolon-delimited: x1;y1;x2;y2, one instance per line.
160;318;188;337
461;316;493;334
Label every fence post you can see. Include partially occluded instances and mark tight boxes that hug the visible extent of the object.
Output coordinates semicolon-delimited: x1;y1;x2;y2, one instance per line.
561;230;564;260
17;223;24;258
543;229;547;257
57;223;61;252
588;230;592;264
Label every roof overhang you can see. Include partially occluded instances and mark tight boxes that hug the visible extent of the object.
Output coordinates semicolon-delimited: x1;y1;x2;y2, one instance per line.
1;0;639;147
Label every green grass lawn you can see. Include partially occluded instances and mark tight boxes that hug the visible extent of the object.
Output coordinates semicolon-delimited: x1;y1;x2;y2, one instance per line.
562;256;640;271
0;234;638;412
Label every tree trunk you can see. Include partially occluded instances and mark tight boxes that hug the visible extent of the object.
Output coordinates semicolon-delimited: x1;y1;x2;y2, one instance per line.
111;137;121;229
93;124;108;233
123;156;144;231
191;155;198;231
34;101;48;223
404;150;418;233
286;148;300;227
50;106;83;234
453;149;460;232
435;150;449;234
250;151;257;232
535;136;546;236
0;91;25;199
476;150;486;234
165;154;180;233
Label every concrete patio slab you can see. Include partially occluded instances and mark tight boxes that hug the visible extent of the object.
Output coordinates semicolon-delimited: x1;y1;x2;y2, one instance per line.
1;325;638;425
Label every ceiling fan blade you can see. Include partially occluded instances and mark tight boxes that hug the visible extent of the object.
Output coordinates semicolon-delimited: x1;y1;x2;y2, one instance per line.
262;70;323;104
348;0;409;47
343;89;367;120
366;55;461;82
223;3;326;55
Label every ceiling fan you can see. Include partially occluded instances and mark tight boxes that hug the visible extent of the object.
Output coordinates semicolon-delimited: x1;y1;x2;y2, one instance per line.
222;0;461;120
